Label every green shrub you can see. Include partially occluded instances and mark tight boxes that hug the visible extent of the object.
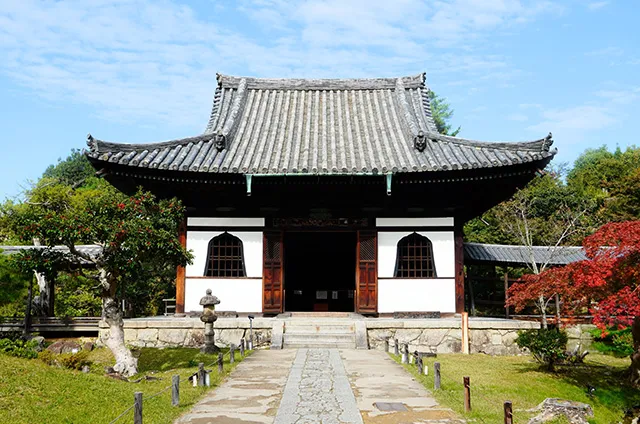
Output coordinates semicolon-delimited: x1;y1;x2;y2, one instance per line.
0;338;39;359
57;351;91;370
515;328;568;371
591;327;634;357
38;350;92;370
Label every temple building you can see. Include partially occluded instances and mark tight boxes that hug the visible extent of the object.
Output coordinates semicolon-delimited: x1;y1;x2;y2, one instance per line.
86;73;556;316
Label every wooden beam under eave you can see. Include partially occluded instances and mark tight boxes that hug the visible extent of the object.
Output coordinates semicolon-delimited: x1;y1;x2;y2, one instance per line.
175;217;187;315
454;226;465;314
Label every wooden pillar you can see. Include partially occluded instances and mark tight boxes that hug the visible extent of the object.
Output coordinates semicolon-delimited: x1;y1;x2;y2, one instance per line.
175;217;187;315
504;272;510;319
454;226;465;314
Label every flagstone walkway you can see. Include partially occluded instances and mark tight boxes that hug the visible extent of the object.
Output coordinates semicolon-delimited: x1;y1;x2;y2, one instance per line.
175;348;463;424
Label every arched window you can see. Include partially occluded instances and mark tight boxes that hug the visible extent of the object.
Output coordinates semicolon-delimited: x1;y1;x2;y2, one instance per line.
394;233;437;278
204;232;247;277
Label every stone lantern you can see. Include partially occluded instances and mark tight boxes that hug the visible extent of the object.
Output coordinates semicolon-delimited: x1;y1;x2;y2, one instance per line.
199;289;221;354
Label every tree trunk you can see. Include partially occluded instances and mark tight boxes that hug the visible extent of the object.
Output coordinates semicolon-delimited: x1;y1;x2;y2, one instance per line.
539;295;548;329
23;277;33;337
100;270;138;377
631;316;640;386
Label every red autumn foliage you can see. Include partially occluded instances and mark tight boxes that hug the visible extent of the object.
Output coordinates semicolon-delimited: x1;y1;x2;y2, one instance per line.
507;220;640;329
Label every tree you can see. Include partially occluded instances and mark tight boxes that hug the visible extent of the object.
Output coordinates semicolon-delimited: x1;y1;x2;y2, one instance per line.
429;91;461;136
42;149;96;188
507;221;640;385
490;174;595;328
8;180;191;376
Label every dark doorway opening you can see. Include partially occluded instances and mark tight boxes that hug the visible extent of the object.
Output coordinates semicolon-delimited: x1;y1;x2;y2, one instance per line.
284;232;356;312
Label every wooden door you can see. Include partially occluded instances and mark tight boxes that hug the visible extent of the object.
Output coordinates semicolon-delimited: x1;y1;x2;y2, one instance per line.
263;231;284;314
356;231;377;314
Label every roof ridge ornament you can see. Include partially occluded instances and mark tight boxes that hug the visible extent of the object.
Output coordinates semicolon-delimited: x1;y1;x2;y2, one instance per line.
86;134;98;152
414;130;426;152
542;132;553;151
215;130;226;152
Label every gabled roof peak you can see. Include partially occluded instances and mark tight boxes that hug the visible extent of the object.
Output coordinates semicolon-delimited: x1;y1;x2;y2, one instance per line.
215;73;427;91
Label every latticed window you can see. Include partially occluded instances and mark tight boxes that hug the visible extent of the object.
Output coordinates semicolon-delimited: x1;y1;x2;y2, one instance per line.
204;232;246;277
394;233;437;278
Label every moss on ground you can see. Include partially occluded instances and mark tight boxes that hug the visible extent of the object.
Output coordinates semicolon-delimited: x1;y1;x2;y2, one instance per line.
392;352;638;424
0;346;250;424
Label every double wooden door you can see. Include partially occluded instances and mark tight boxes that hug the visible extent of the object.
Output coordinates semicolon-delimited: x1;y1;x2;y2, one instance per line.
262;230;377;314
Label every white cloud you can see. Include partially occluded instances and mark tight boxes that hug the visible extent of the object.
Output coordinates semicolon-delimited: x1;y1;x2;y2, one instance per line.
527;105;616;133
585;46;624;57
595;87;640;105
507;113;528;122
0;0;562;129
587;1;609;10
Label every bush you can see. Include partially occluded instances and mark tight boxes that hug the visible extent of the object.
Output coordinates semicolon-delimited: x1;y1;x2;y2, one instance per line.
515;328;568;371
0;338;39;359
38;350;92;370
591;327;634;357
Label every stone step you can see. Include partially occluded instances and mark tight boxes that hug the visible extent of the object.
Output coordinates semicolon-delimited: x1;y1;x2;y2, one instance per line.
284;326;355;334
284;333;355;343
283;342;356;349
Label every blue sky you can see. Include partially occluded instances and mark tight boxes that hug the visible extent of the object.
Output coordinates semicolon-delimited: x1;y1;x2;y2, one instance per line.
0;0;638;199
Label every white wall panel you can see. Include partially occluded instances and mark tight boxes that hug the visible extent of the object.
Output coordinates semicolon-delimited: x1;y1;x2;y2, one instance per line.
378;231;454;278
186;231;263;278
378;279;455;312
185;278;262;312
376;217;454;227
187;217;265;227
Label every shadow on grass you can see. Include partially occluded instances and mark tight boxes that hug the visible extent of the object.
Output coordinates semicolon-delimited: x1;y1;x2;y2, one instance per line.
515;357;640;414
135;347;226;373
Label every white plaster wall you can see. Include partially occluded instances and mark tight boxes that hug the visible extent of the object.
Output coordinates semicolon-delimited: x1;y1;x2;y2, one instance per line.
378;231;454;278
186;231;262;278
378;279;455;313
187;217;264;227
376;217;454;227
185;278;262;312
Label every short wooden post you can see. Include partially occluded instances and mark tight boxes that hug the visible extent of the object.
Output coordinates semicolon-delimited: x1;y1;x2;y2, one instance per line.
172;375;180;406
434;362;441;390
230;344;235;364
461;312;469;354
394;338;399;355
198;362;205;387
383;338;389;353
401;344;409;364
463;376;471;412
504;401;513;424
417;356;423;374
240;338;245;357
218;352;224;373
134;392;143;424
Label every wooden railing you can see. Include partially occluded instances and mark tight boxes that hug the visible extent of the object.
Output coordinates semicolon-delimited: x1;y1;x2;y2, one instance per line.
0;316;101;332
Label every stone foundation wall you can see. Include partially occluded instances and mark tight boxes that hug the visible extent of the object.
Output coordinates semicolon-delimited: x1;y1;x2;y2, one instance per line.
366;318;540;355
98;317;272;349
100;317;594;355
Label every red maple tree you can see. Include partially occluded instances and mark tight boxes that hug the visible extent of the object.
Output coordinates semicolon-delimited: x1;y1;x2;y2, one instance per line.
507;221;640;385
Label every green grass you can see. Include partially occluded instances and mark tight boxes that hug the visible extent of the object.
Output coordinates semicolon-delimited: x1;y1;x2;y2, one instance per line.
392;353;638;424
0;346;250;424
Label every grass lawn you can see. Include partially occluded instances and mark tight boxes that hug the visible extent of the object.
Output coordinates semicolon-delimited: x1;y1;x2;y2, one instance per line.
0;345;250;424
393;352;638;424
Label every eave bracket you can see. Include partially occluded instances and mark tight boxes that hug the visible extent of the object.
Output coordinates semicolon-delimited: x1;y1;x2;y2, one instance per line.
386;174;392;196
245;174;252;196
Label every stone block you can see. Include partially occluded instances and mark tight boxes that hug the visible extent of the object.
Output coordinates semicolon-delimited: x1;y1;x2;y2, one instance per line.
355;321;368;349
137;328;159;343
491;332;502;345
394;329;422;344
158;329;187;346
123;329;138;343
271;321;284;350
215;328;246;348
185;329;204;347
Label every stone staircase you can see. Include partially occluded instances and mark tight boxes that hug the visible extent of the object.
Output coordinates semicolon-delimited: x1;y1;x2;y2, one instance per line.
281;319;357;349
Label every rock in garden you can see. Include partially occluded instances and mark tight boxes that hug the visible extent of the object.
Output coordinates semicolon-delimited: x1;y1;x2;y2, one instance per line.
27;336;45;352
528;398;594;424
47;340;81;354
82;341;94;352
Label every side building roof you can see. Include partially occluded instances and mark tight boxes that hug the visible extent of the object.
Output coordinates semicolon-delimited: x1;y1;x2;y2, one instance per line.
464;243;587;267
86;73;556;176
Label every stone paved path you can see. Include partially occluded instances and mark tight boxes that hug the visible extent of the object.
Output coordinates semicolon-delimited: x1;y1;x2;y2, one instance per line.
175;348;463;424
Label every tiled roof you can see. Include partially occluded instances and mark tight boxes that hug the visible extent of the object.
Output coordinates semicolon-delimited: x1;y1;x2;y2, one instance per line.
0;245;102;265
464;243;587;266
86;73;556;175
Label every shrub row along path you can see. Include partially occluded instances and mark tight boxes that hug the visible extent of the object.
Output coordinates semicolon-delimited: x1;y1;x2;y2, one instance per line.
175;348;464;424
